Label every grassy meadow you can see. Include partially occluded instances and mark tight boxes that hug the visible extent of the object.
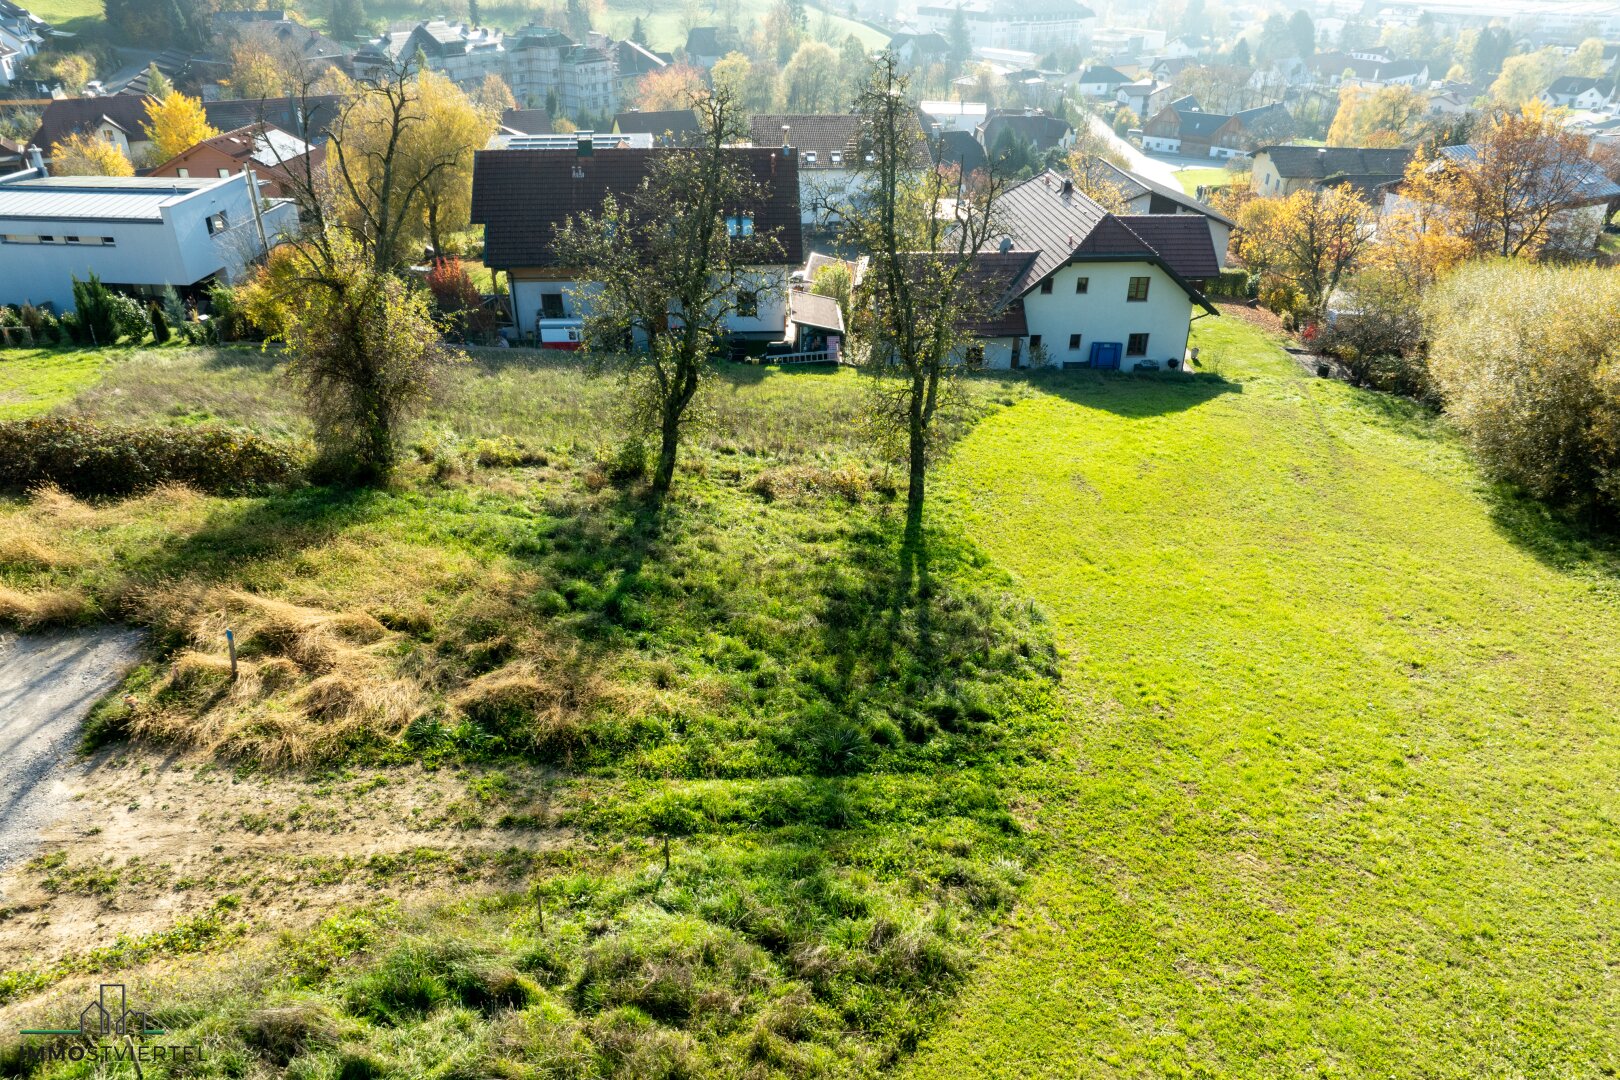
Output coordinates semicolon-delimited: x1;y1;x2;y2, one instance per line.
905;314;1620;1076
0;347;1060;1076
1;311;1618;1076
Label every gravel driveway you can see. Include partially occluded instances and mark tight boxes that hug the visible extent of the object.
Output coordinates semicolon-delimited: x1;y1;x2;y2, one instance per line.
0;628;145;872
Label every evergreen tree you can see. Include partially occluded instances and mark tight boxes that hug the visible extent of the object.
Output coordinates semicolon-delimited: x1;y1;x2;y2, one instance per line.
630;16;647;45
1288;10;1315;58
329;0;368;41
946;6;970;76
1231;38;1251;68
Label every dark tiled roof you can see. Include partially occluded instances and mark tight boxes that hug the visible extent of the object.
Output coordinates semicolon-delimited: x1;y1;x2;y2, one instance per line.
203;95;347;142
685;26;723;55
749;114;860;166
500;108;553;135
961;251;1035;337
980;112;1073;152
32;95;156;151
1546;75;1615;97
1115;215;1221;278
989;170;1217;312
1258;144;1413;183
614;39;666;76
470;147;804;269
936;129;986;174
1079;65;1129;83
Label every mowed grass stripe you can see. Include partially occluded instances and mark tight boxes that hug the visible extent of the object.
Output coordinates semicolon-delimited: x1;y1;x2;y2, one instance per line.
907;315;1620;1077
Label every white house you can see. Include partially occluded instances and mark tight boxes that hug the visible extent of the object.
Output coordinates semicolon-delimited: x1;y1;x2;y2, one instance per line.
1072;64;1131;98
966;170;1220;370
0;0;50;87
1540;76;1617;111
0;161;293;311
1116;79;1172;119
469;143;804;346
747;113;927;229
920;100;990;134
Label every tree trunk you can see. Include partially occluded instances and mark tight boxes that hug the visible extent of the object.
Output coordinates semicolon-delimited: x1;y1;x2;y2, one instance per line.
905;385;927;545
652;404;681;496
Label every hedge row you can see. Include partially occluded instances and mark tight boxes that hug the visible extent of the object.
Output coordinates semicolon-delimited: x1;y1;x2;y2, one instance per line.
0;417;303;497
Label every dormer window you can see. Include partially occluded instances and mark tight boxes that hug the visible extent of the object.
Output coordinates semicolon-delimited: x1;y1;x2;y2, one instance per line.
803;151;817;164
829;151;842;164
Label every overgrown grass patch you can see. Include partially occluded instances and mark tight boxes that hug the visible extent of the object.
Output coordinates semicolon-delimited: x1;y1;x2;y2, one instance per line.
0;346;1057;1074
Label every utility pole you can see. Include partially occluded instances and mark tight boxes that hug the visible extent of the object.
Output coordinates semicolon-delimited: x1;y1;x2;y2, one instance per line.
243;167;270;258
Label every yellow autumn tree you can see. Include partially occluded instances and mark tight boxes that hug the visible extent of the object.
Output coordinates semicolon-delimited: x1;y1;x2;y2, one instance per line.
143;90;219;162
227;43;288;100
634;63;706;111
326;68;497;264
1326;83;1427;147
410;70;499;257
49;132;136;177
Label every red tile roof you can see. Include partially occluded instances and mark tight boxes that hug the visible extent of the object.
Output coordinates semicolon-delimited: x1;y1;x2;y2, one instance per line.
1114;214;1221;279
470;147;804;270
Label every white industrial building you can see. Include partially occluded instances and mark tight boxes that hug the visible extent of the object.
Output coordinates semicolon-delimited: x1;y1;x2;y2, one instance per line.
0;162;293;311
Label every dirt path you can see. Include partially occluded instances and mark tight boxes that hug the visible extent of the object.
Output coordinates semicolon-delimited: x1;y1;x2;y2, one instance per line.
0;628;145;872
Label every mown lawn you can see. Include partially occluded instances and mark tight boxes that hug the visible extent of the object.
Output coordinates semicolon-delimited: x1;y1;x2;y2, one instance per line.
905;313;1620;1076
1175;166;1246;197
0;348;109;419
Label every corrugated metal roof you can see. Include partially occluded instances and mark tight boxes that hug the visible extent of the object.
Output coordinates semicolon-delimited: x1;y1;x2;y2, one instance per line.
0;176;220;222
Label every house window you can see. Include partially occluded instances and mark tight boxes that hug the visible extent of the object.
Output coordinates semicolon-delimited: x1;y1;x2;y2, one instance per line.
540;292;567;319
1069;333;1081;350
205;212;229;235
218;168;232;178
967;342;985;363
1029;334;1042;351
177;167;190;178
1075;277;1089;293
1127;276;1150;301
1127;333;1149;356
737;290;760;318
1039;277;1054;294
726;215;755;237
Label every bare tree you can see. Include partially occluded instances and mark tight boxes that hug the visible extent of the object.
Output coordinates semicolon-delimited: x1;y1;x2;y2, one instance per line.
843;52;1011;540
552;87;784;497
237;58;461;484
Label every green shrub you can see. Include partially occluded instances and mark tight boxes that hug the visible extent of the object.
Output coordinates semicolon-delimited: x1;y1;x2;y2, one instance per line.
107;291;150;344
1425;261;1620;514
58;311;86;345
72;271;118;345
0;417;303;497
150;300;171;344
19;304;59;344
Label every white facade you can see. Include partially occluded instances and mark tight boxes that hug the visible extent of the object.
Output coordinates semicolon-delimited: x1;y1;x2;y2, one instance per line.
920;100;989;134
914;0;1093;52
506;267;791;346
984;260;1198;371
0;170;292;311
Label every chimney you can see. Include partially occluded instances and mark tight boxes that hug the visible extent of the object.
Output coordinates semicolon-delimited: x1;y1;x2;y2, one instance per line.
1061;177;1074;195
781;123;791;151
576;133;593;157
26;145;45;175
